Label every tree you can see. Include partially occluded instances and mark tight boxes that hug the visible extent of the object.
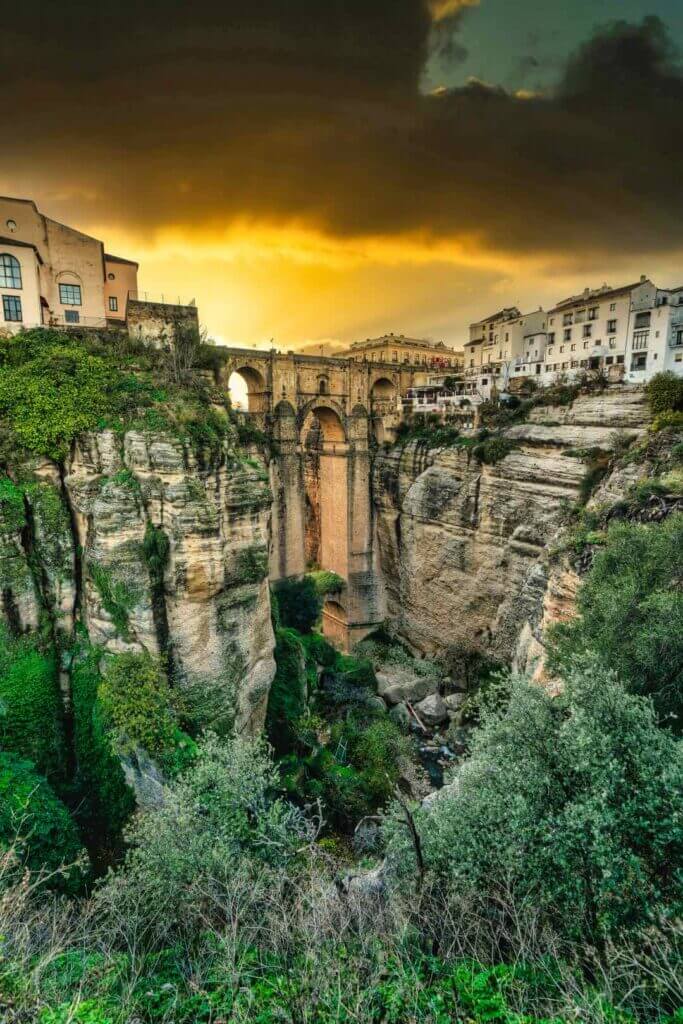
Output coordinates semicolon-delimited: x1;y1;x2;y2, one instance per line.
0;752;84;892
384;663;683;945
547;514;683;729
273;576;322;634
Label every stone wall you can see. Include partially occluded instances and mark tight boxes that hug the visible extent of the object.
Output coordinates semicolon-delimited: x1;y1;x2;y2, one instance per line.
127;298;199;345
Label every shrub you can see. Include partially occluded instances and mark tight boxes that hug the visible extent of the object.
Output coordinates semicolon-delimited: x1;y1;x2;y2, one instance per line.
472;435;517;465
0;751;84;891
384;662;683;945
70;644;135;861
652;410;683;433
0;474;25;533
98;652;191;771
89;565;139;640
0;332;152;460
266;628;308;756
273;576;322;633
548;515;683;729
0;627;67;783
645;372;683;415
95;734;314;944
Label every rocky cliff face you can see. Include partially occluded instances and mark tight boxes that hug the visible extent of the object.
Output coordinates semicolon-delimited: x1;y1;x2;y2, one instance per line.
373;389;650;666
1;427;275;735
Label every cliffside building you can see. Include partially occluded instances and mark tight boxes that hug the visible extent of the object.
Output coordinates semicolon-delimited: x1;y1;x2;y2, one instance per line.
0;196;198;339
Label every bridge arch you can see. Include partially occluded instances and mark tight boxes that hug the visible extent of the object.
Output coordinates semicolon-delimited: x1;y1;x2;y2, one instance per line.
370;375;396;401
227;363;270;413
298;397;347;444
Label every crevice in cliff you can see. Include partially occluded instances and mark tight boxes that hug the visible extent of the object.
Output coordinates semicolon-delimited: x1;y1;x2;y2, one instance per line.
58;460;83;626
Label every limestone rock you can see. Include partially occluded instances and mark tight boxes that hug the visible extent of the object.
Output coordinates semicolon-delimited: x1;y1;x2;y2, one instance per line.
376;668;438;706
414;693;448;726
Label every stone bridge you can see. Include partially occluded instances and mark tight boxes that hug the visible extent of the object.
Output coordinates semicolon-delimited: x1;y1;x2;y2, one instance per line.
219;348;425;649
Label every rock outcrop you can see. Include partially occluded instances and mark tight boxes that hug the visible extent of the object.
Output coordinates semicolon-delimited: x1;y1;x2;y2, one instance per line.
1;427;276;735
373;388;650;664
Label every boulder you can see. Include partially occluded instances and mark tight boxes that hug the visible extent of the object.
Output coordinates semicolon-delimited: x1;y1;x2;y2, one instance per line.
413;693;448;726
389;702;412;732
376;668;438;706
444;693;466;713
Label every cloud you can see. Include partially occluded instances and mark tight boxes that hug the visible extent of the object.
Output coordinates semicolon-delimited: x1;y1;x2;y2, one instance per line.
2;6;682;271
428;0;480;22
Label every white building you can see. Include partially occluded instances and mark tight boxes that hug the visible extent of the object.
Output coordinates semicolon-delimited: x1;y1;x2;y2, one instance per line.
0;195;138;333
625;280;683;383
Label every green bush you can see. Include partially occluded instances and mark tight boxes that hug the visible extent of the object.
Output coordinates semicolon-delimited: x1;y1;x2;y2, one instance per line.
0;331;154;460
473;435;517;465
95;734;314;945
645;372;683;415
70;643;136;859
266;628;308;756
98;652;192;773
89;564;139;640
0;626;67;782
385;661;683;945
548;515;683;729
0;474;25;533
0;751;84;891
273;576;322;633
652;410;683;433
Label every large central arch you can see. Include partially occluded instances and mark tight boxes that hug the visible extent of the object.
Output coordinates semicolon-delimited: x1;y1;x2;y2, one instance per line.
301;402;349;599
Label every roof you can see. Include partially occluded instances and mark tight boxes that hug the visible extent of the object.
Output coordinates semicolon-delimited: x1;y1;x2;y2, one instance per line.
0;236;43;264
105;253;139;268
0;195;39;212
347;334;454;351
475;306;521;325
550;280;648;312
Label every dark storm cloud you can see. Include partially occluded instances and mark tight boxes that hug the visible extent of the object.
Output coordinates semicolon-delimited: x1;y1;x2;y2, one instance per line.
3;4;682;258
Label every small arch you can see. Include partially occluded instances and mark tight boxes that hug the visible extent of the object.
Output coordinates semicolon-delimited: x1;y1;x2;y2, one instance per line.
317;375;329;395
228;364;268;413
0;253;22;289
370;376;396;402
298;398;347;444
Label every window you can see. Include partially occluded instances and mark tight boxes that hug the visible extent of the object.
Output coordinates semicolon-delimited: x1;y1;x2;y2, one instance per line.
675;330;683;348
588;306;599;320
6;219;17;233
559;345;565;353
108;296;118;312
583;324;592;338
563;328;571;341
318;378;328;395
64;309;80;324
481;378;488;385
606;356;614;365
630;353;647;371
59;283;82;306
2;294;22;321
548;332;555;344
107;272;115;281
0;253;22;289
571;344;576;352
563;313;572;326
583;341;589;349
616;355;624;364
547;346;554;356
632;330;649;351
607;319;617;333
575;309;585;323
608;338;616;349
634;311;651;329
609;303;616;312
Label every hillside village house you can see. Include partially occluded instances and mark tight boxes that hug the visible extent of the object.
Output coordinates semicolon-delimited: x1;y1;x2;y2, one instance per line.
0;196;198;340
0;196;139;331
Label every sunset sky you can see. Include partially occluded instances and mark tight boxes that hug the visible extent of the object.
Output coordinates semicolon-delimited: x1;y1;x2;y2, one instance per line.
4;1;683;351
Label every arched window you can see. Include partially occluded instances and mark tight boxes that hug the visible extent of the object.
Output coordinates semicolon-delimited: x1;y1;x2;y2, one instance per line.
318;377;328;395
0;253;22;289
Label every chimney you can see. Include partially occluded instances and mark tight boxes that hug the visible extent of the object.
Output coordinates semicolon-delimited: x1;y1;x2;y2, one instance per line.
640;274;647;283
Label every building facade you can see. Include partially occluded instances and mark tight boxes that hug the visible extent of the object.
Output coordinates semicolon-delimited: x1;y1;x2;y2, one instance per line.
0;196;138;332
341;333;462;370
